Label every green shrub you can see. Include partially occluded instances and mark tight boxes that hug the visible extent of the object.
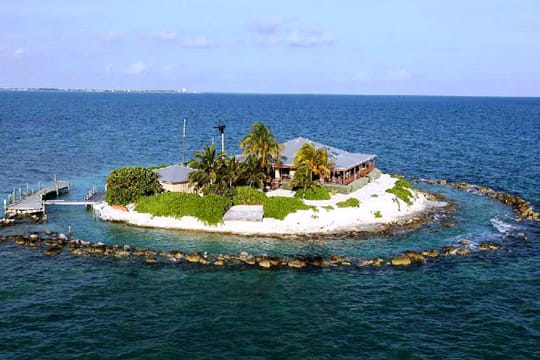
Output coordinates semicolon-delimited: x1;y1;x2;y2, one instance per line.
294;186;331;200
233;186;267;205
105;167;162;205
374;210;382;218
395;179;412;189
336;198;360;208
322;205;334;211
262;196;312;220
135;192;229;225
371;194;378;198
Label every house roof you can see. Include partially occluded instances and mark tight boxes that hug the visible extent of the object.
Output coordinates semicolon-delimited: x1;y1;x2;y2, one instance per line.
153;165;195;184
279;137;376;170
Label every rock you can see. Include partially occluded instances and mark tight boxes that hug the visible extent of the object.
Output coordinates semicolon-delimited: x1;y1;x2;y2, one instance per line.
145;257;158;264
442;246;459;255
239;251;249;260
198;258;209;265
403;251;425;264
391;255;412;266
439;179;447;185
58;233;68;241
441;221;454;228
30;233;39;241
457;248;470;256
214;260;224;266
421;250;439;258
459;239;471;246
44;247;60;256
186;253;202;263
517;232;526;238
371;258;384;267
357;260;371;267
244;257;256;265
288;259;306;269
258;259;271;269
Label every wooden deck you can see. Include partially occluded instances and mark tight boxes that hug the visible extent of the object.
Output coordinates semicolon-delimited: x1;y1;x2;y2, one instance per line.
4;180;104;218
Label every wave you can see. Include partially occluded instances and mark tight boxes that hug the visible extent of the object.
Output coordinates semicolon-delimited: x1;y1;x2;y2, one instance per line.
490;217;516;235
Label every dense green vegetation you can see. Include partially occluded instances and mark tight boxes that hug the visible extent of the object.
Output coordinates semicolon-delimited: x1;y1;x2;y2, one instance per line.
240;122;283;172
135;192;230;225
322;205;334;211
386;178;414;205
336;198;360;208
146;164;169;171
232;186;266;205
374;210;382;218
262;196;312;220
294;186;330;200
105;167;162;205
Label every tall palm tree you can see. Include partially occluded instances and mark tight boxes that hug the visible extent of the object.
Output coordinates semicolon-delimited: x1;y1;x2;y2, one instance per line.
188;144;224;190
241;156;267;189
293;142;334;182
240;122;283;174
221;156;242;189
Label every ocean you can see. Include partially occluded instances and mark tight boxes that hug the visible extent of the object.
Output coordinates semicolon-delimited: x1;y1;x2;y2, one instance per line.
0;92;539;359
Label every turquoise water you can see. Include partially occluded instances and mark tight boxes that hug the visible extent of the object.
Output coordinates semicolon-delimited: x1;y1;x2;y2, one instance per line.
0;92;539;359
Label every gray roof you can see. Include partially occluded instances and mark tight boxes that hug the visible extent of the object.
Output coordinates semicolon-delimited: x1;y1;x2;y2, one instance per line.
153;165;195;184
279;137;376;170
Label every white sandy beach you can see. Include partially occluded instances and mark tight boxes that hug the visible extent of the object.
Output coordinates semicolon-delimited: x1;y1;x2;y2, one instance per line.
94;174;438;236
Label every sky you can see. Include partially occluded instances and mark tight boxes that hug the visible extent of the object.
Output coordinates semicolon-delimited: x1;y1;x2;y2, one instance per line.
0;0;539;96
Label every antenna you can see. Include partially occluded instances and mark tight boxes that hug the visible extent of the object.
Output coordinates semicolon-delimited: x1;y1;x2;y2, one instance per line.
181;118;186;165
214;124;226;154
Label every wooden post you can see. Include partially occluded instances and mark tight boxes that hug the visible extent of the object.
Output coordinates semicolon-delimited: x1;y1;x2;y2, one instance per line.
3;199;6;213
68;226;72;240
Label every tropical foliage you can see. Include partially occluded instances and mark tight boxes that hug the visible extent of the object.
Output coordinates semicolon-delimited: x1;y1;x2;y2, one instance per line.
336;198;360;208
135;192;230;225
386;179;414;205
188;144;225;191
294;186;330;200
240;122;282;174
262;196;313;220
293;142;334;182
105;167;162;205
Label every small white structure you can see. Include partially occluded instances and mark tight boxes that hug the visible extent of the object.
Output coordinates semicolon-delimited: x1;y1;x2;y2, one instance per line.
223;205;264;222
153;165;195;193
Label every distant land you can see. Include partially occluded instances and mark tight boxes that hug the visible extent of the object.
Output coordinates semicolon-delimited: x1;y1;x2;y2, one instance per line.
0;87;201;94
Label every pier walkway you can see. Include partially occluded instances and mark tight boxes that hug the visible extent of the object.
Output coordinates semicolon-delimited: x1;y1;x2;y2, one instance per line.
4;180;103;218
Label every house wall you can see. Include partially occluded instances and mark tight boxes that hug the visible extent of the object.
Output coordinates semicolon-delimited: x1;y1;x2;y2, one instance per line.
160;182;195;193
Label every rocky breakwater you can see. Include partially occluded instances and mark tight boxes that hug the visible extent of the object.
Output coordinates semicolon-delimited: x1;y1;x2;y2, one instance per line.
413;179;539;222
0;232;508;272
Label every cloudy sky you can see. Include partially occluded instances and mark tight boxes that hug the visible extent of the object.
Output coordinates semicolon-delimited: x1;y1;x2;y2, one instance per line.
1;0;539;96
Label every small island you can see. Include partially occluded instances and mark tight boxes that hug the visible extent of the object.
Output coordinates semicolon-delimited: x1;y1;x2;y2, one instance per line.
94;122;444;236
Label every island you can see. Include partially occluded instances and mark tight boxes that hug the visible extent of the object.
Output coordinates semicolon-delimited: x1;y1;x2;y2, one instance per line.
94;122;445;236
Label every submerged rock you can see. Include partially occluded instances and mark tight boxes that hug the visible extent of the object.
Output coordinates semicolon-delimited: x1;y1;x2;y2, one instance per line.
391;255;412;266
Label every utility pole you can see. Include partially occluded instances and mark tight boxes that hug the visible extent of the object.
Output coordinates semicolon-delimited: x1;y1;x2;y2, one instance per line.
181;118;186;165
214;124;226;154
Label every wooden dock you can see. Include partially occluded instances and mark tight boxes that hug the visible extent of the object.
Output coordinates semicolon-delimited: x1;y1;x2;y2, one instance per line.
4;179;103;218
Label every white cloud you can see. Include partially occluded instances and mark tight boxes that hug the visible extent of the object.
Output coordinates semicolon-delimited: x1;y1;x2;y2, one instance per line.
14;47;26;57
125;61;147;74
181;36;214;48
105;62;149;75
386;69;412;81
150;30;178;41
287;29;337;47
254;34;280;47
103;31;126;43
248;18;288;34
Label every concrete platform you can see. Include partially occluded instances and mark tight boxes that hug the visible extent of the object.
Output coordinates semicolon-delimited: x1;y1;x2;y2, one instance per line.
223;205;264;222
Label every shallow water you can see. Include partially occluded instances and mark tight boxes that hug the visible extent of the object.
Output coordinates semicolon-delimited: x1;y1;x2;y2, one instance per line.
0;92;539;359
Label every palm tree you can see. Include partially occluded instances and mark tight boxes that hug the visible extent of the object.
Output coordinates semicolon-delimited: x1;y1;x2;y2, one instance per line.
293;142;334;182
290;164;318;197
221;156;242;189
188;144;224;191
240;122;283;175
241;156;267;189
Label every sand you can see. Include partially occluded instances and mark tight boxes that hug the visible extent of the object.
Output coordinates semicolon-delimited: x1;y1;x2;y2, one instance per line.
94;174;437;236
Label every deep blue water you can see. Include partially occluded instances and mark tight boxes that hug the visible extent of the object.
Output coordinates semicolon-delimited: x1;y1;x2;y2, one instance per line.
0;92;539;359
